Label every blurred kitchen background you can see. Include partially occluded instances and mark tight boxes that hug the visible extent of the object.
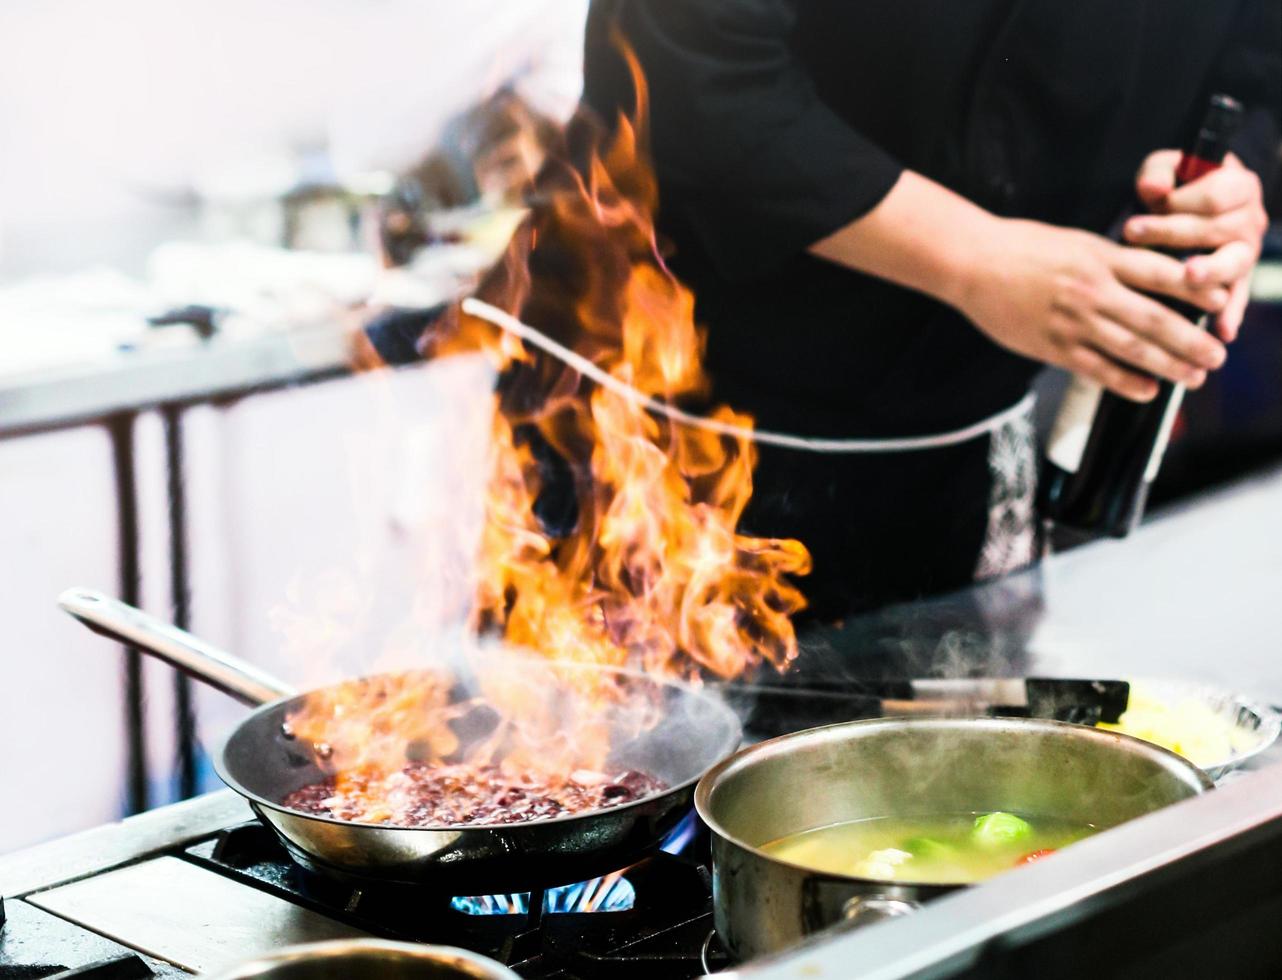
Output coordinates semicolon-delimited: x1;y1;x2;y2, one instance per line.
0;0;1279;856
0;0;587;852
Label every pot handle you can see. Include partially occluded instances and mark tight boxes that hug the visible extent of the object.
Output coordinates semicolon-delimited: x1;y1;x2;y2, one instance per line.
58;588;297;707
802;877;924;939
840;894;922;926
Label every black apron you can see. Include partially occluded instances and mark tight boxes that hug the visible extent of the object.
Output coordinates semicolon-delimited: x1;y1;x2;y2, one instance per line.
740;395;1039;620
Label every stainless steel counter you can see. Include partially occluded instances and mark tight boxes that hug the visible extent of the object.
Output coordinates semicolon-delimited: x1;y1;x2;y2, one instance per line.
0;323;350;437
1030;463;1282;701
0;792;251;899
790;461;1282;702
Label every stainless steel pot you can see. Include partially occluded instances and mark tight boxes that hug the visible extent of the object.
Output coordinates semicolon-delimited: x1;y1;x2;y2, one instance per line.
695;716;1213;960
207;940;519;979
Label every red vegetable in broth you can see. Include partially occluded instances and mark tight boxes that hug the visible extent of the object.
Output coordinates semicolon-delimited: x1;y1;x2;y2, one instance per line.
1016;848;1058;865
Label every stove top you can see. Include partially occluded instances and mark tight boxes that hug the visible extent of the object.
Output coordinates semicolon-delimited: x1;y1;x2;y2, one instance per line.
188;819;727;978
1;681;848;979
0;819;726;979
0;664;1059;978
10;639;1282;979
0;895;187;979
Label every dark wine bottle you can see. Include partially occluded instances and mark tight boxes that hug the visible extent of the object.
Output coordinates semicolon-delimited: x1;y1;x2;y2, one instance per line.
1041;94;1244;542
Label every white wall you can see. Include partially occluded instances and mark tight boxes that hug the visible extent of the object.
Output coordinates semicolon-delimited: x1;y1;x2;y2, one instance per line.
0;427;128;844
0;355;496;853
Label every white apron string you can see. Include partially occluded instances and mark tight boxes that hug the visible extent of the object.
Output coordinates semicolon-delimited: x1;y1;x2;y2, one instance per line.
461;298;1032;454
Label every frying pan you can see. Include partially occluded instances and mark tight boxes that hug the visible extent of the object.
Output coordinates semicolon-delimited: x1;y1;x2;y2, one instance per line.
59;588;742;893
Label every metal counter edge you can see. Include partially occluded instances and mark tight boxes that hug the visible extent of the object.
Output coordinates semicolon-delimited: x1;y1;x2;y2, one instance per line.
1;790;252;898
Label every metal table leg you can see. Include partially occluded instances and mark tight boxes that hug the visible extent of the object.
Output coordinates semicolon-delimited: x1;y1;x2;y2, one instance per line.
162;405;199;801
106;412;148;816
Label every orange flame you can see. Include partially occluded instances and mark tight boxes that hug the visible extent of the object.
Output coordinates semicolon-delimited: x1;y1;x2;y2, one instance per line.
437;46;811;683
283;45;810;817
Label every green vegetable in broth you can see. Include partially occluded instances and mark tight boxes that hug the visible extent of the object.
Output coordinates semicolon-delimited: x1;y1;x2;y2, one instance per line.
761;812;1094;885
902;836;955;860
972;811;1032;849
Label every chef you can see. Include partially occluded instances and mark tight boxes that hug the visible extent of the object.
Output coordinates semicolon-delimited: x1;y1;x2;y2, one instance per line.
581;0;1278;618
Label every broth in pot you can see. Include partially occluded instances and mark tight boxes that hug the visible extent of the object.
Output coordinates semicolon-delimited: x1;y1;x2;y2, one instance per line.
762;810;1095;885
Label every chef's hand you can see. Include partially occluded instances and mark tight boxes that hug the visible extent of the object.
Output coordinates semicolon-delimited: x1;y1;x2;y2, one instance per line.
811;170;1229;402
1124;150;1268;342
953;218;1228;402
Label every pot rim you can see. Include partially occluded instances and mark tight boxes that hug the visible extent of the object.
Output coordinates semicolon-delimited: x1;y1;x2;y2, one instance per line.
693;715;1214;886
205;939;521;979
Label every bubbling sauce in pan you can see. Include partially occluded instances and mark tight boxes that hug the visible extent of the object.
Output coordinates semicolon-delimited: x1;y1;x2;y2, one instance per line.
282;764;666;827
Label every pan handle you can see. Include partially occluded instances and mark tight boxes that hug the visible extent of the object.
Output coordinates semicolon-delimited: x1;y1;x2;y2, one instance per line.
58;588;297;707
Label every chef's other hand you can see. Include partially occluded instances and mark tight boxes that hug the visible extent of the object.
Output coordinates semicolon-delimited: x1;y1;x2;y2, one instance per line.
956;219;1228;403
1125;150;1267;342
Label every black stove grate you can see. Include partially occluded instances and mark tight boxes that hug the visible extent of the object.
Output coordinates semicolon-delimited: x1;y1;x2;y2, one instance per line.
185;821;729;978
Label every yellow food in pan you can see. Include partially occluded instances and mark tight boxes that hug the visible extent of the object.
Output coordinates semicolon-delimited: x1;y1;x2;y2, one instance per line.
1096;685;1256;768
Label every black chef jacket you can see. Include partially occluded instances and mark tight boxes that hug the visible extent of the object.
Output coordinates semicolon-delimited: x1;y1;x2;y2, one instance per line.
584;0;1279;438
581;0;1280;616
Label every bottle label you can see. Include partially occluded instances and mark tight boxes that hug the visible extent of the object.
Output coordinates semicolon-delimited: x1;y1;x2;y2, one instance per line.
1144;384;1187;483
1046;374;1102;473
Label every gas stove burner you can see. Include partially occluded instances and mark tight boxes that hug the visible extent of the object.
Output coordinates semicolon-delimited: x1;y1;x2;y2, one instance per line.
660;811;700;855
450;873;636;915
443;811;695;916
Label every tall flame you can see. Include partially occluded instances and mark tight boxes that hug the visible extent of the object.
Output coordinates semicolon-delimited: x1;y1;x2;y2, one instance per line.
433;45;812;682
